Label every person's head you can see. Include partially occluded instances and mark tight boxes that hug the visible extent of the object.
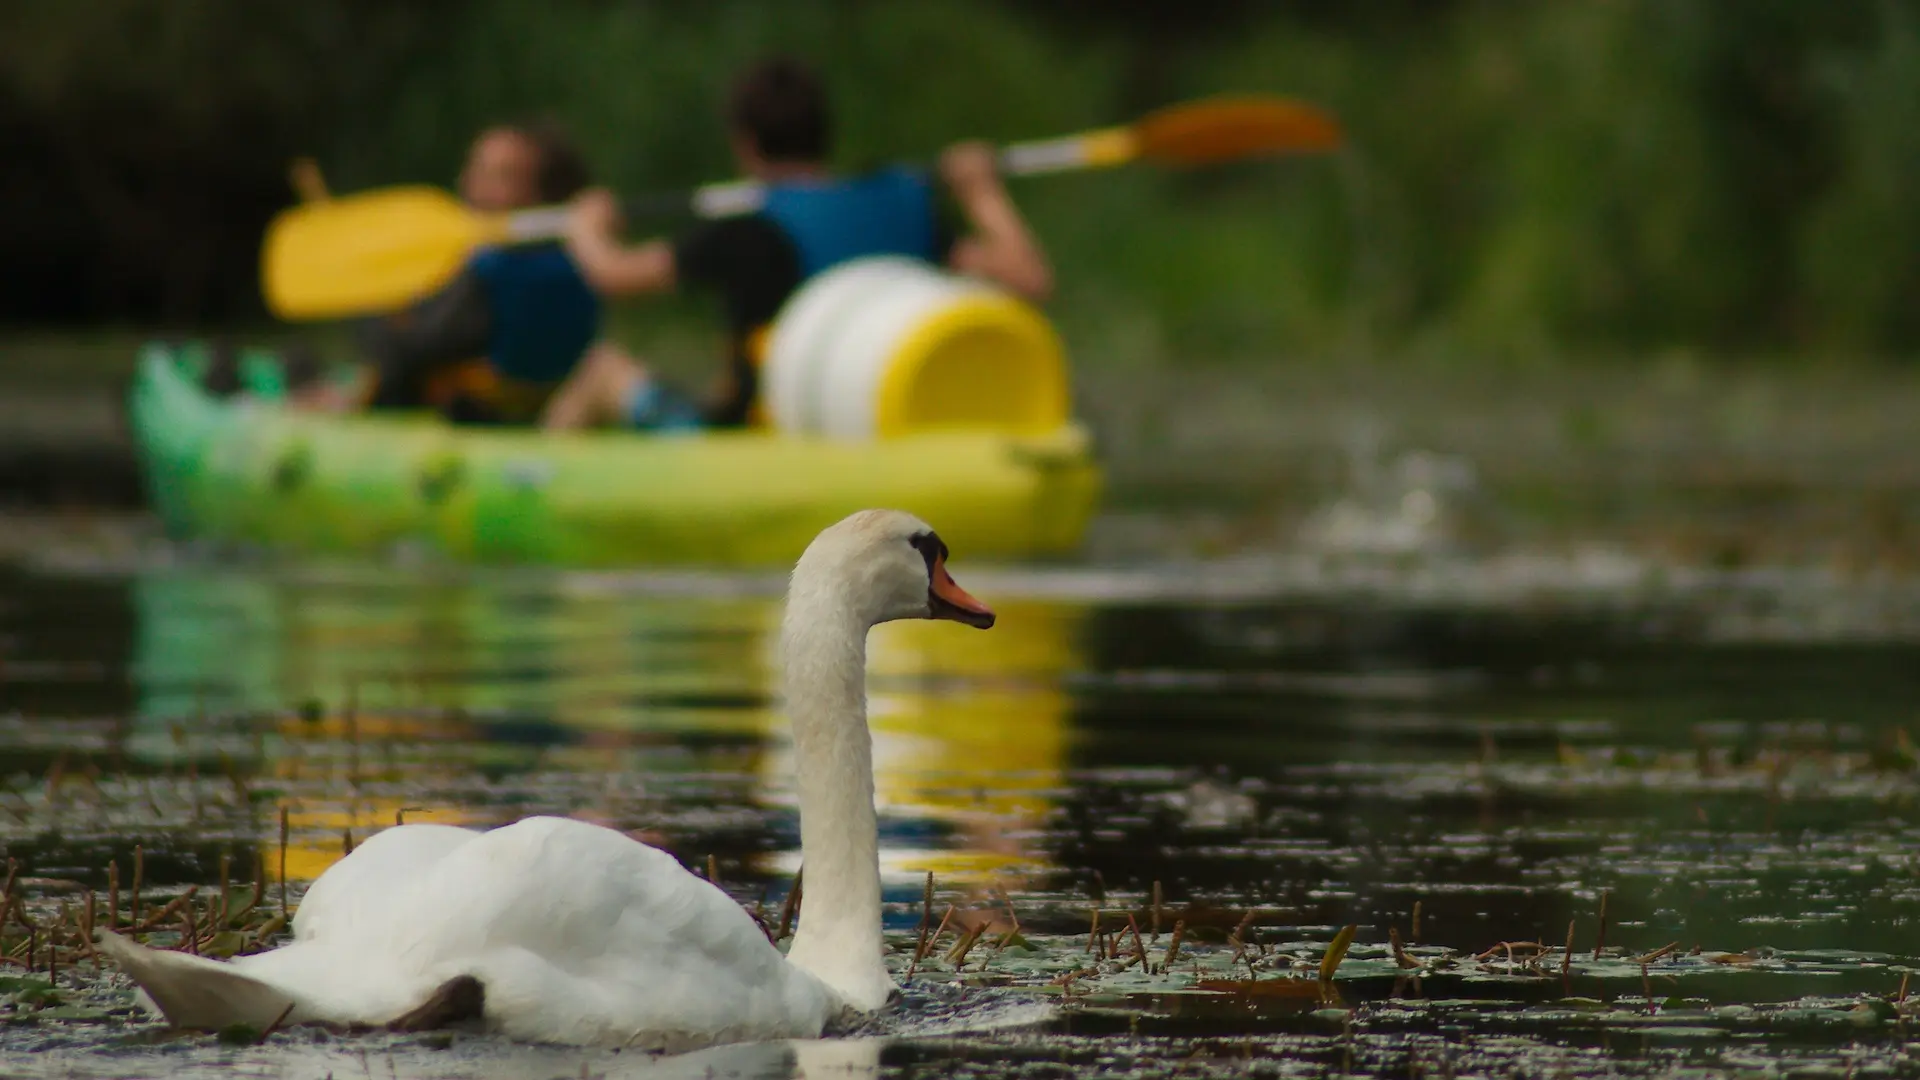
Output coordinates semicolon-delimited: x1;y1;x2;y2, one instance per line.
726;57;832;176
459;123;591;211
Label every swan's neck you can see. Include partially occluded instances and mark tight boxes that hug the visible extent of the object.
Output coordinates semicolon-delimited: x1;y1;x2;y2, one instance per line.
779;601;892;1011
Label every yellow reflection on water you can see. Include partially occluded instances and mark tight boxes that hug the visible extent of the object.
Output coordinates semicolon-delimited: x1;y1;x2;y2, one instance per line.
276;798;475;885
131;571;1083;888
766;600;1080;886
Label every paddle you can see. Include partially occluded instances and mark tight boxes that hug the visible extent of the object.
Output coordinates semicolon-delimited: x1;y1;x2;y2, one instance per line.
261;94;1344;321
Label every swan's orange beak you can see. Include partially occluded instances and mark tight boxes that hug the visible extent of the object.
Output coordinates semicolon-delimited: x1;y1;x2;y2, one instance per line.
929;557;995;629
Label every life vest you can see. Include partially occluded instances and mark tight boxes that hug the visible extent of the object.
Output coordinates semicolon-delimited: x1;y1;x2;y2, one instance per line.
739;168;941;427
466;243;601;387
759;167;940;278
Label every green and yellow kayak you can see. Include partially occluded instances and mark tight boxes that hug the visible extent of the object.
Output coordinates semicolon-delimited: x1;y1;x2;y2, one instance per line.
127;343;1103;567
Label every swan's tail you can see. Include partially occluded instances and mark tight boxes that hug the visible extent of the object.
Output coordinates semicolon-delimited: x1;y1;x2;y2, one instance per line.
96;930;299;1032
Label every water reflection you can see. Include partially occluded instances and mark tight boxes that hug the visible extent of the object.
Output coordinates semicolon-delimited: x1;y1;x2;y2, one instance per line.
123;566;1081;887
6;556;1920;1077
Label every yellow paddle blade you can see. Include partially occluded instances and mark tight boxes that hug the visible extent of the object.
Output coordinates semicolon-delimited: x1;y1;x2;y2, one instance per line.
261;186;513;320
1132;95;1345;165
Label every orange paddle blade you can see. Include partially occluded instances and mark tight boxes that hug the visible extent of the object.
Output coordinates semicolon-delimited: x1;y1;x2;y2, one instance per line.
1133;96;1344;165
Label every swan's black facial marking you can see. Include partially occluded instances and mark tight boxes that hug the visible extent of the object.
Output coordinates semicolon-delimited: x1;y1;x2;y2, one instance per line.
913;529;995;629
907;530;948;581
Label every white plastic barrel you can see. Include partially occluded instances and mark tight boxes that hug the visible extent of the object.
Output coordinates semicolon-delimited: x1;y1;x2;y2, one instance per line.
761;256;1069;440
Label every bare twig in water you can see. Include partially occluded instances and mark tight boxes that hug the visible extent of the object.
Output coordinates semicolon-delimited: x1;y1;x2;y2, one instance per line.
905;902;943;982
775;869;803;941
131;886;198;934
1634;941;1681;965
1086;906;1101;956
1412;900;1423;945
706;855;719;888
217;852;232;930
910;872;934;976
1123;914;1149;970
1562;920;1575;980
914;904;955;973
751;888;773;944
342;827;355;856
1473;941;1548;962
1151;880;1163;942
1228;909;1257;970
1048;967;1089;993
1389;926;1419;969
1593;890;1609;959
1162;919;1187;972
107;861;119;934
258;1000;296;1043
944;920;985;967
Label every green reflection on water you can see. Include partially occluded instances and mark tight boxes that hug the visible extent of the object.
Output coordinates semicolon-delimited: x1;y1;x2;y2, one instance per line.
127;567;1088;886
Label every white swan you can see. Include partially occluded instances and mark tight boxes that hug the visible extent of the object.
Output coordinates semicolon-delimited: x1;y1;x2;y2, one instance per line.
98;509;996;1050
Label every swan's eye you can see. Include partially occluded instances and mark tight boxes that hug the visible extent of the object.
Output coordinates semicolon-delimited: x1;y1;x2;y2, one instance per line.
907;531;947;579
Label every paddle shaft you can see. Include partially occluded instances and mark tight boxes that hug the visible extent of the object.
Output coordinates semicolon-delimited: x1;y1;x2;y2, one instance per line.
497;128;1134;243
263;95;1341;320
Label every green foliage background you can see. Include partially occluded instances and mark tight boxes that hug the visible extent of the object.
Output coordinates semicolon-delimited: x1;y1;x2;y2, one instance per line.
4;0;1917;361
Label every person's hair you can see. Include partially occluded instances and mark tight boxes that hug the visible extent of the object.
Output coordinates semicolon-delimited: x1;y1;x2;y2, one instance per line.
507;120;592;203
726;56;831;163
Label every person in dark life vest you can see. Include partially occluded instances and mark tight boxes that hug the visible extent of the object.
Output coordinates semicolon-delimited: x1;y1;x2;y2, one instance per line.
291;123;602;424
542;56;1054;432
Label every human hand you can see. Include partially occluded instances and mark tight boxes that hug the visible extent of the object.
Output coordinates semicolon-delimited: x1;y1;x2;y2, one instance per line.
568;187;622;239
939;140;1001;198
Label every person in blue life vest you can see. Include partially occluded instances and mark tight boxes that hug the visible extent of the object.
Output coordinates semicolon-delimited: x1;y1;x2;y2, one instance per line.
542;56;1054;432
289;123;602;424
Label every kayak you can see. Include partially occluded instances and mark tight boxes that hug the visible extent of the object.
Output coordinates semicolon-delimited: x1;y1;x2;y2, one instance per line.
127;342;1103;567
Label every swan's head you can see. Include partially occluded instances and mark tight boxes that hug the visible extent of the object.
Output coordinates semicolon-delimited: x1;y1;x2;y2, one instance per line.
791;509;996;630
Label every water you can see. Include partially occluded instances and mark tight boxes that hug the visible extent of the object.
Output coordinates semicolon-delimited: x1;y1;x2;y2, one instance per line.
3;534;1920;1078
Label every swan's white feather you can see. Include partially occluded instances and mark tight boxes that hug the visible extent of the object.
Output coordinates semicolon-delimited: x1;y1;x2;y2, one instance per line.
109;817;842;1049
261;817;843;1049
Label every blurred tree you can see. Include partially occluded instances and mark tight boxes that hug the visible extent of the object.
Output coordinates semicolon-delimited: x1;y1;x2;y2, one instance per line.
0;0;1916;358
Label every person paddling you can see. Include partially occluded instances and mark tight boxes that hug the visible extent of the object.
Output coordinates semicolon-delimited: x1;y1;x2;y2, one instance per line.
545;56;1053;432
290;124;601;425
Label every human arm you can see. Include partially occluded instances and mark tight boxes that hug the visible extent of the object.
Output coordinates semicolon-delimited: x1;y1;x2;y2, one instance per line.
563;188;678;297
938;140;1054;302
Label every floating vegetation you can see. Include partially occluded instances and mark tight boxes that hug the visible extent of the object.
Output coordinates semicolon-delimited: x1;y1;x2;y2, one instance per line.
7;563;1920;1076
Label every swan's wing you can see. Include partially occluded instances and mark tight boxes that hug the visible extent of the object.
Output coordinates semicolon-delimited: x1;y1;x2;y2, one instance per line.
232;816;836;1045
395;817;838;1047
402;817;775;967
289;823;481;944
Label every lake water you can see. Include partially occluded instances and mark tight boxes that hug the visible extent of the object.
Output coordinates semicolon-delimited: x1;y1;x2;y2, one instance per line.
2;526;1919;1078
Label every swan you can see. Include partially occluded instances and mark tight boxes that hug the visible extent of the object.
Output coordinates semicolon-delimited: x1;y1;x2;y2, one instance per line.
97;508;996;1050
